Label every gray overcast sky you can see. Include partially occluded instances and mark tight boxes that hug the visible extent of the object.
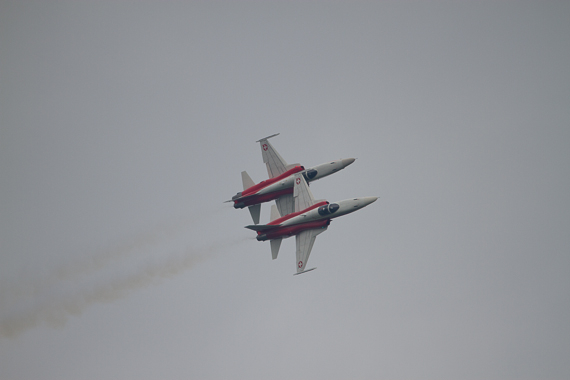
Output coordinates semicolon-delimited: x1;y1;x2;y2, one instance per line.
1;1;569;379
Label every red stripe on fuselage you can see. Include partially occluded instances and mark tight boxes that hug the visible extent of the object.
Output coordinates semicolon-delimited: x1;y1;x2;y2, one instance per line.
269;201;329;225
241;166;304;197
262;219;330;240
237;188;293;208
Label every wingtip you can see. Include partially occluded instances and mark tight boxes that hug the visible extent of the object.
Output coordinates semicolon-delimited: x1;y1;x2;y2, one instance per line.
294;267;317;276
256;133;280;142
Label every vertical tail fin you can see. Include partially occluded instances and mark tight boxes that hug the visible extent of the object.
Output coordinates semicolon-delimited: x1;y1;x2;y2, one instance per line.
270;238;282;260
270;204;281;222
269;205;282;258
241;171;255;191
248;204;261;225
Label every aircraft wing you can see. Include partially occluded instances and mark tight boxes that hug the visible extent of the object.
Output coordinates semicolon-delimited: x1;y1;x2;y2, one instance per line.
293;173;316;212
275;193;294;217
257;134;288;178
295;227;327;273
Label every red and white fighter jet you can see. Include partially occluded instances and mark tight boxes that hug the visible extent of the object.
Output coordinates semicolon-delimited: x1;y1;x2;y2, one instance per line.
230;134;355;224
246;172;377;275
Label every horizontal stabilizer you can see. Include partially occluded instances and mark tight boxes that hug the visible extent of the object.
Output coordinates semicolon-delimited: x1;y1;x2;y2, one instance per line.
294;267;317;276
244;224;279;232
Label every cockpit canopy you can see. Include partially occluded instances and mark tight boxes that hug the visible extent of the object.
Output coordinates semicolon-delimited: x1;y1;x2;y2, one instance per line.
303;169;318;180
318;203;339;216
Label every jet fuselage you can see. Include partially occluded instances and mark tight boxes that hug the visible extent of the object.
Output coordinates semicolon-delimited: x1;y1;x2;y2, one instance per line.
232;158;355;209
254;196;378;241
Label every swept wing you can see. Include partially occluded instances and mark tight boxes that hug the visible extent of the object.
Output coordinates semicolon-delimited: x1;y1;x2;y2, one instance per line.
295;227;327;274
257;134;288;179
275;193;294;218
293;173;316;212
293;173;325;273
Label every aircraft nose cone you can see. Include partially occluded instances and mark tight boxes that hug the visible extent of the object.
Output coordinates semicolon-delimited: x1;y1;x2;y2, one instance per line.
363;196;378;206
342;158;356;167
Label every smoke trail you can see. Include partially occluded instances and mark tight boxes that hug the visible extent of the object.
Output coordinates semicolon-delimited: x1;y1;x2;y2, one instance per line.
0;235;248;339
0;218;198;306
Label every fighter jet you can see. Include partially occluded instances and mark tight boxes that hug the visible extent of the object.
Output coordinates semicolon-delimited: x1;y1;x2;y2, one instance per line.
245;172;377;275
230;134;356;224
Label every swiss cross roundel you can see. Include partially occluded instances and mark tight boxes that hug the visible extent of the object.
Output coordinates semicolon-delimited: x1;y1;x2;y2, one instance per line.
298;261;303;268
296;177;301;185
262;144;268;151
